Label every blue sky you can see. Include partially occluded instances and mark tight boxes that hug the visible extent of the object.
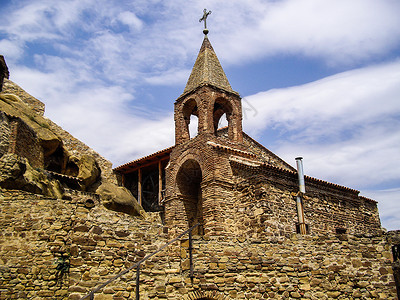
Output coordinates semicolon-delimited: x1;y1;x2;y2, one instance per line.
1;0;399;230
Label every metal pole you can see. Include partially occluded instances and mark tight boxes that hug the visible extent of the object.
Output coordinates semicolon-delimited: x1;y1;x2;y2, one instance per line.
189;229;194;279
136;264;140;300
138;168;142;206
295;157;307;234
296;195;306;234
295;157;306;194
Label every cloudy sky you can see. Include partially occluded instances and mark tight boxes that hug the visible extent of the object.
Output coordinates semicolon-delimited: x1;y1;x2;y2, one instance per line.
1;0;399;230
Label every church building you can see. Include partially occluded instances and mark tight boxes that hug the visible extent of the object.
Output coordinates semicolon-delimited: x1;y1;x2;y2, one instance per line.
114;18;381;239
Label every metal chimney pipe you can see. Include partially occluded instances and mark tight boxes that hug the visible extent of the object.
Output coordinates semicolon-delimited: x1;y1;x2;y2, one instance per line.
295;157;306;194
295;157;307;234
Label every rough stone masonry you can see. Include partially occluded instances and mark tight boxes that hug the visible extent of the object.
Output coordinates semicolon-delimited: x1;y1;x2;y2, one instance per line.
0;28;399;300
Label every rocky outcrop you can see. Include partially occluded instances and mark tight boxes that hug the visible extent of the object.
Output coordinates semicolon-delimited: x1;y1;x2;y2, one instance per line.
96;181;147;218
0;55;9;93
68;154;101;191
0;93;61;157
0;75;146;217
0;153;64;198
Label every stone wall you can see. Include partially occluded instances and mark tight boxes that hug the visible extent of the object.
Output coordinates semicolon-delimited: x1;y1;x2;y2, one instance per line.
0;189;165;299
231;163;381;238
0;188;397;299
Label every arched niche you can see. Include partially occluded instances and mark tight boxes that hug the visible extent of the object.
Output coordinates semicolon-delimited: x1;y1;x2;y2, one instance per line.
176;159;203;232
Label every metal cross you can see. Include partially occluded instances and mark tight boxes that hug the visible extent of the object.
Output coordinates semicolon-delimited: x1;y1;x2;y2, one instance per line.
199;9;212;30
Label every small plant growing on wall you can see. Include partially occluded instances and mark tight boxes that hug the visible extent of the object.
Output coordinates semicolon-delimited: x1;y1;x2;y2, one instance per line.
54;252;70;284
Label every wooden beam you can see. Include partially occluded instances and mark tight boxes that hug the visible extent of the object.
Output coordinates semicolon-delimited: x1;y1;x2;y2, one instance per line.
138;168;142;206
158;160;162;204
118;156;170;175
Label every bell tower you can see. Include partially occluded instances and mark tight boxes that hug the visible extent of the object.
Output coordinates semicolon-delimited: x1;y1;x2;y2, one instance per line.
174;36;243;145
165;11;246;237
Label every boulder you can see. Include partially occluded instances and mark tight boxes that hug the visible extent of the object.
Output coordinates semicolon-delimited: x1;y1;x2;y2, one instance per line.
0;153;64;198
70;155;101;191
96;181;147;218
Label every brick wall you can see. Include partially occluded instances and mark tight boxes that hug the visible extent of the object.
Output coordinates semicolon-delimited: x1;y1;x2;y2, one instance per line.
0;112;10;158
8;117;44;169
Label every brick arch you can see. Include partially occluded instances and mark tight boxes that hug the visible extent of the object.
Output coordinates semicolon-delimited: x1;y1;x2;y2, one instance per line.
174;153;204;232
209;94;242;142
176;95;202;143
186;290;230;300
212;97;233;133
171;150;205;183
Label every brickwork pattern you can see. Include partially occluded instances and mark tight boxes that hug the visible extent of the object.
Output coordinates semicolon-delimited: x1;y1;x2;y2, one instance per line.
174;86;243;145
8;118;44;169
0;112;10;157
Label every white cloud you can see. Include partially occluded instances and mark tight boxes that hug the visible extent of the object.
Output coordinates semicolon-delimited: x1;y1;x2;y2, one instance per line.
0;40;24;62
243;60;400;183
363;188;400;231
11;65;174;167
145;68;191;86
2;0;400;91
117;11;144;31
216;0;400;65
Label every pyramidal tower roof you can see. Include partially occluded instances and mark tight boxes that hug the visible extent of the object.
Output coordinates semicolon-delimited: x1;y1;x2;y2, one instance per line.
182;36;236;95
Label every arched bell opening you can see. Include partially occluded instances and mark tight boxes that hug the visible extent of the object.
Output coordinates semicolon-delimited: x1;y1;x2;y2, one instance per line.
189;114;199;139
213;98;232;135
176;159;203;234
182;98;199;140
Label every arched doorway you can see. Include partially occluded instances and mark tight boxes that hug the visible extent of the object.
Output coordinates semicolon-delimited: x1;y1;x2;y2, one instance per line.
176;159;203;233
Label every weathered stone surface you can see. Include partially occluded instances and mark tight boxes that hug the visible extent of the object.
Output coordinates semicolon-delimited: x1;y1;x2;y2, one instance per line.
69;154;101;190
96;181;147;218
0;93;61;155
0;153;63;198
